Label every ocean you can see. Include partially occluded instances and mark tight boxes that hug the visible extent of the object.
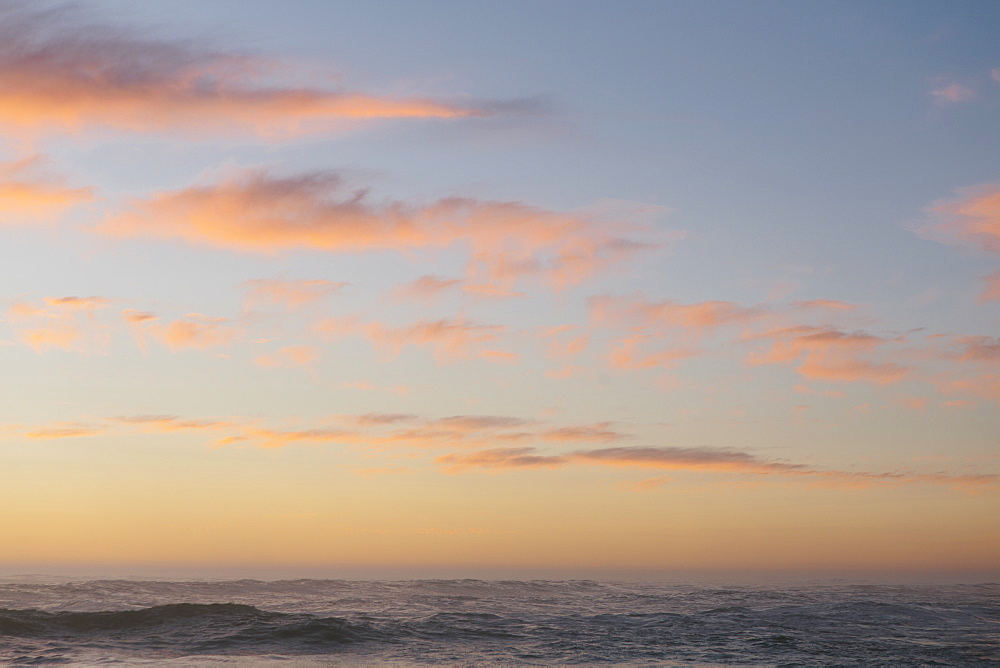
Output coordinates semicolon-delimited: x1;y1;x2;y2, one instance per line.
0;578;996;665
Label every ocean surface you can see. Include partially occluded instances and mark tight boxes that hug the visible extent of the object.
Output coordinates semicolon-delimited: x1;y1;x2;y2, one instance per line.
0;578;997;666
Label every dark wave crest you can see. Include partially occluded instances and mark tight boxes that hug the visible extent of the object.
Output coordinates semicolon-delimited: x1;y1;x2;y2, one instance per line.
0;603;377;654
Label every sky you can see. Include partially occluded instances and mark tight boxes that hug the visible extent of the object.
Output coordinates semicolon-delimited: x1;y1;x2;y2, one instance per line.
1;0;998;580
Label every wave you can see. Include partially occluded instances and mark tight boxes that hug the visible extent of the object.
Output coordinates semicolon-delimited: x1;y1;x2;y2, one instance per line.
0;603;379;652
1;582;998;665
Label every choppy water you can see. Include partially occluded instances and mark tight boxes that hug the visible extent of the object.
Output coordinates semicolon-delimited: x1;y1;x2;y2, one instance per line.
0;579;997;665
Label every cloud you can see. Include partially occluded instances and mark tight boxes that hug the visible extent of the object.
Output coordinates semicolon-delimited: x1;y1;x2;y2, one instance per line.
391;275;464;302
348;413;419;426
937;373;1000;402
948;336;1000;363
319;315;507;362
254;344;321;369
100;168;667;290
139;314;236;351
540;422;628;443
43;296;110;311
748;326;909;384
23;422;105;439
0;3;482;139
221;428;361;449
243;278;347;310
607;334;697;371
979;270;1000;302
111;415;235;432
590;294;767;335
539;325;590;359
0;155;93;222
929;83;976;105
7;297;111;353
922;183;1000;254
437;444;998;492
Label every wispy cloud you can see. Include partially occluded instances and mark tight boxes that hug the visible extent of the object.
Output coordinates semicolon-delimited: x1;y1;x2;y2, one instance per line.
929;82;976;105
23;422;106;439
7;296;111;353
748;325;909;384
0;155;93;222
254;344;321;369
243;278;347;310
980;270;1000;302
590;294;767;335
128;313;237;352
437;444;997;492
921;183;1000;254
319;315;507;363
100;168;667;289
0;3;483;139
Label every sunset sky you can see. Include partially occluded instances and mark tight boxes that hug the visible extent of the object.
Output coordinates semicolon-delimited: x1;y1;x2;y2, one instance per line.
1;0;998;579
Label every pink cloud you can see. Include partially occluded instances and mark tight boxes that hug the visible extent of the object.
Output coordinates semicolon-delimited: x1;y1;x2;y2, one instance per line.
541;422;628;443
254;345;321;369
980;270;1000;302
7;297;111;353
0;4;483;139
539;325;590;359
23;422;105;439
151;314;236;351
607;334;697;370
922;183;1000;254
437;444;998;492
0;155;94;222
100;169;667;290
391;275;464;302
937;373;1000;402
929;83;976;105
748;326;909;384
111;415;235;432
590;294;767;336
243;278;347;310
319;315;506;363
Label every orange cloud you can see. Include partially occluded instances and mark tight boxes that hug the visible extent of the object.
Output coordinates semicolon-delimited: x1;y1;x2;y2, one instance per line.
224;428;361;449
437;444;998;492
100;169;666;290
748;326;909;384
541;422;628;443
923;183;1000;254
111;415;235;432
980;270;1000;302
0;4;482;139
937;373;1000;402
391;275;464;302
43;296;110;311
254;345;321;369
948;336;1000;363
242;278;346;310
144;314;236;352
7;297;111;353
607;334;697;370
590;294;766;336
319;315;506;362
0;155;93;222
23;422;105;439
539;325;590;359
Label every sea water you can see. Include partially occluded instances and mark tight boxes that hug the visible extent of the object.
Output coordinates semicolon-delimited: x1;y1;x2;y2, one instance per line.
0;578;997;665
